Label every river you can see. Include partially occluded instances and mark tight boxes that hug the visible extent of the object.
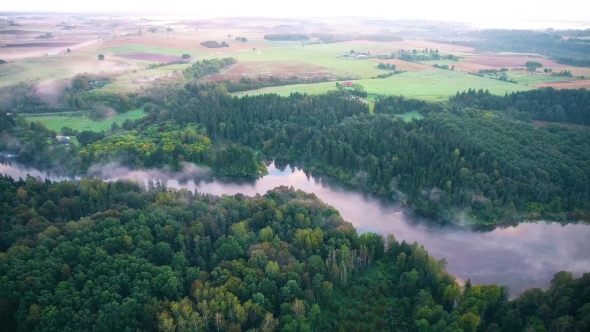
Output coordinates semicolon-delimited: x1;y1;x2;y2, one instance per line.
3;161;590;296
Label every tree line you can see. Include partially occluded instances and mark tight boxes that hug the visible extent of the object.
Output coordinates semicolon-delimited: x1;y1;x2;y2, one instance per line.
450;88;590;125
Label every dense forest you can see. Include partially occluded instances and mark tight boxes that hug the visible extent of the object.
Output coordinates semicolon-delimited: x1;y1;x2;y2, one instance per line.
121;84;589;222
433;30;590;67
4;81;590;223
1;176;590;331
450;88;590;125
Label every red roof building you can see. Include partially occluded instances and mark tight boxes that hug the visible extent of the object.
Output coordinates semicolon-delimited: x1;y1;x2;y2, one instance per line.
343;81;354;87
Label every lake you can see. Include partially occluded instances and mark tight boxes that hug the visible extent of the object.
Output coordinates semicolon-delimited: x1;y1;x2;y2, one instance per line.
3;160;590;296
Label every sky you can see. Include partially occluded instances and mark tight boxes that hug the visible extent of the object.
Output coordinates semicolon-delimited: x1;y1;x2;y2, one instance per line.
2;0;590;26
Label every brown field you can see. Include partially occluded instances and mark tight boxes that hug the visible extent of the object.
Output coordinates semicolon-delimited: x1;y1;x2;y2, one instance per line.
533;120;590;129
464;55;576;68
206;61;335;82
117;52;184;62
532;80;590;89
369;58;434;72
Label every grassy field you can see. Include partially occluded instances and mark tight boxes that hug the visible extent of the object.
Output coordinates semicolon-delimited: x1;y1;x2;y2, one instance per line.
239;70;534;101
226;46;385;78
100;63;190;92
24;109;146;132
0;55;139;87
502;72;579;85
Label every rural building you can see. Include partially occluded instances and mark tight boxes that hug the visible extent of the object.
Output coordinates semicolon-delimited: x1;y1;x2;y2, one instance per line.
56;136;70;145
46;52;61;56
356;54;367;59
343;81;355;87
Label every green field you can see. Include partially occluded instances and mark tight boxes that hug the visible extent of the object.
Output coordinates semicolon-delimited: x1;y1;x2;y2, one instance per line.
502;72;578;85
222;46;385;78
99;63;191;92
239;70;534;101
24;109;146;132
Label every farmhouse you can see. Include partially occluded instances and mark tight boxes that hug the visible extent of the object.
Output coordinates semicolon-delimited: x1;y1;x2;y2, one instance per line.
56;136;70;145
356;54;367;59
46;52;61;56
342;81;355;87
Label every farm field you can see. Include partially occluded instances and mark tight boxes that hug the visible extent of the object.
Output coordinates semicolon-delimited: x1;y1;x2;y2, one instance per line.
532;80;590;89
23;109;146;132
99;63;189;92
2;16;588;102
239;70;534;101
227;46;385;78
502;72;582;85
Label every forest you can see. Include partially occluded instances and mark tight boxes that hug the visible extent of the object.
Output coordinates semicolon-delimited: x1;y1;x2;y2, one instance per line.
3;81;590;223
1;175;590;331
450;88;590;125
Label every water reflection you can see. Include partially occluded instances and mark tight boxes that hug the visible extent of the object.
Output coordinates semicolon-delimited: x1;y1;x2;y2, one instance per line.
2;161;590;296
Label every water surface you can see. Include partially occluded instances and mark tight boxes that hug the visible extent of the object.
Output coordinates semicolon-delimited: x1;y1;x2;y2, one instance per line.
3;161;589;296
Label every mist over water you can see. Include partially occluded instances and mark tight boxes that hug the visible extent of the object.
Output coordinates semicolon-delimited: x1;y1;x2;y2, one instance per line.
3;161;590;296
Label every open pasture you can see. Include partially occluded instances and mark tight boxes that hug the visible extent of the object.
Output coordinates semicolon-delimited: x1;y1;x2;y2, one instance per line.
23;109;146;132
99;63;189;92
239;69;534;101
228;46;385;78
0;55;139;87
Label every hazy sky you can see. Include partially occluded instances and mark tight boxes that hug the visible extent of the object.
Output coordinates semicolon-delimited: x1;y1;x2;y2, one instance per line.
3;0;589;23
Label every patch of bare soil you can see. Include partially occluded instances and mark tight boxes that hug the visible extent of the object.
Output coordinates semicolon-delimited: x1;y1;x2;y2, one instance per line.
532;80;590;89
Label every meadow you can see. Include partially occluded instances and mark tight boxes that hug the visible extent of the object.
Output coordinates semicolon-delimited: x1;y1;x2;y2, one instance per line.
23;109;146;132
238;70;534;101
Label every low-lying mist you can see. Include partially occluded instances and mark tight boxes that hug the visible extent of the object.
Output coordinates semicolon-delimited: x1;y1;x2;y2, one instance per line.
86;161;209;185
